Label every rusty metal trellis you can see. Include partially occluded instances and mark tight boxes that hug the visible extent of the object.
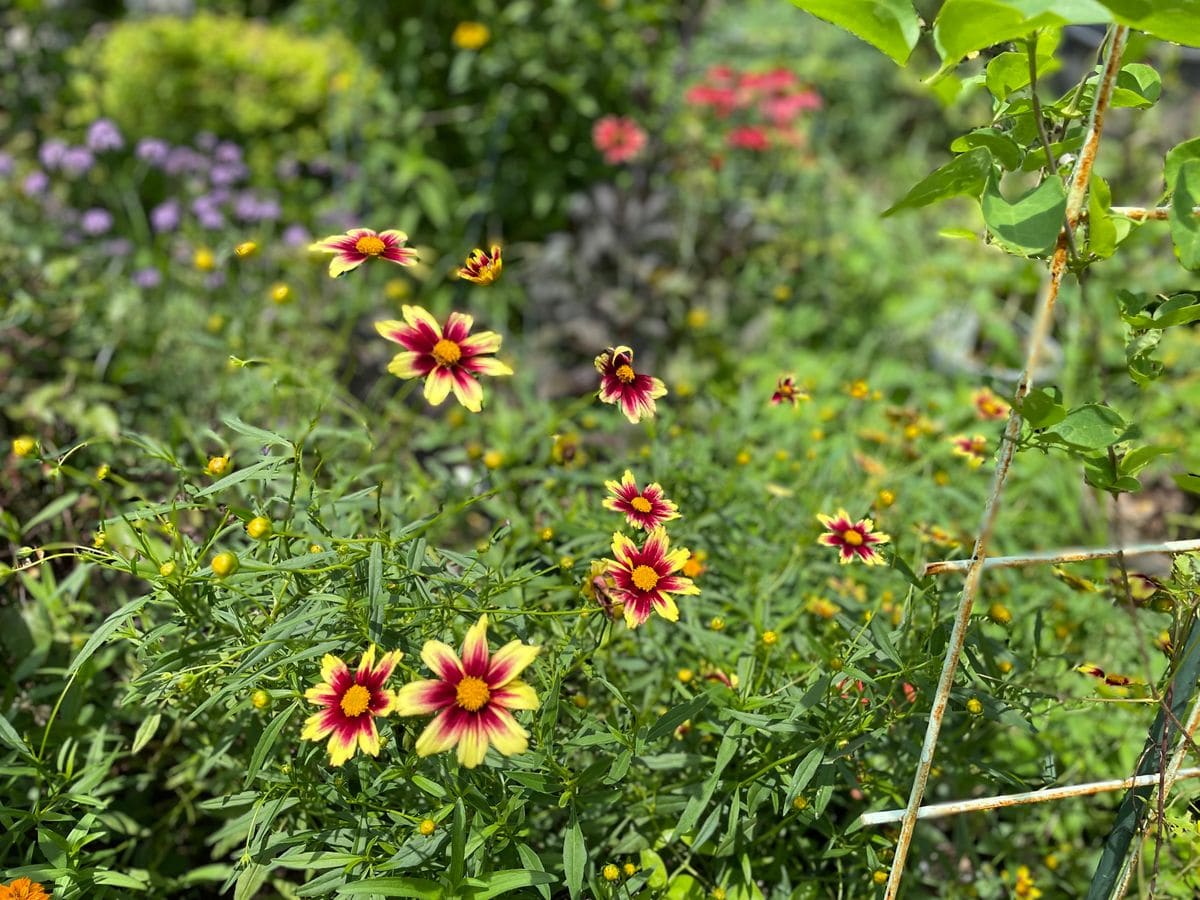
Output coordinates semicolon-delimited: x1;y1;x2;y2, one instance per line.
864;26;1197;899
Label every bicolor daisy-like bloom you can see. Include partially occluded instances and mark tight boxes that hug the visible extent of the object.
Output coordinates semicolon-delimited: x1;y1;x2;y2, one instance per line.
301;645;402;767
0;879;49;900
771;375;808;407
309;228;416;278
605;527;700;628
376;306;513;412
817;509;890;566
950;434;989;467
396;615;539;768
603;469;680;531
971;386;1011;421
457;245;502;285
595;346;667;424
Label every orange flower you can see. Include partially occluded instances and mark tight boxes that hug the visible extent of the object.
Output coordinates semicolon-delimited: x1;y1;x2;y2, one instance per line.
0;879;50;900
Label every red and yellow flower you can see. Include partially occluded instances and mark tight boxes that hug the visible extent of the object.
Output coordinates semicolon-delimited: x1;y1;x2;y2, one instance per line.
310;227;417;277
771;375;808;407
603;469;680;531
950;434;989;467
376;306;513;412
971;386;1010;421
0;879;49;900
604;527;700;628
457;245;502;285
595;346;667;424
817;509;890;566
301;645;402;767
396;615;539;768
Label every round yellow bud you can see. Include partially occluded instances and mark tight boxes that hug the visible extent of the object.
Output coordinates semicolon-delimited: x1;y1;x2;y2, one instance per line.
810;428;825;442
92;531;107;549
159;561;176;577
873;870;889;886
559;556;575;570
686;308;710;329
385;278;411;301
933;470;950;486
1045;853;1059;871
234;241;258;258
987;602;1012;625
602;863;620;883
246;516;272;540
736;450;752;466
211;551;239;578
677;668;694;684
877;488;895;507
761;630;778;646
793;795;809;810
452;20;491;51
774;449;789;462
773;284;792;301
966;698;984;716
998;660;1014;674
251;690;270;710
193;248;216;271
829;657;844;671
418;818;436;836
711;888;726;900
205;454;231;476
539;527;554;542
11;435;36;457
709;616;725;631
309;543;324;553
483;450;503;470
270;283;292;304
623;862;637;877
95;463;111;480
571;693;589;709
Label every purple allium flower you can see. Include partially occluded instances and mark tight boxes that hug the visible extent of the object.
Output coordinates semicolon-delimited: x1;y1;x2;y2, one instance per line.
197;208;226;230
22;170;49;195
135;138;170;165
86;119;124;152
165;147;206;175
81;207;114;235
214;141;242;164
0;153;13;176
255;198;281;221
39;139;68;170
282;223;310;246
103;238;133;256
195;131;218;151
150;199;181;233
208;161;247;187
60;147;95;176
134;267;162;288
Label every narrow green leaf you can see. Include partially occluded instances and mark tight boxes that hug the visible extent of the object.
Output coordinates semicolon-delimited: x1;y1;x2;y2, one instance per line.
0;713;32;759
336;876;443;898
67;596;151;676
563;815;585;899
515;844;552;900
882;148;993;217
22;492;81;535
131;713;161;755
469;870;557;899
1170;160;1200;270
788;0;921;65
982;174;1067;256
645;694;710;742
245;701;299;786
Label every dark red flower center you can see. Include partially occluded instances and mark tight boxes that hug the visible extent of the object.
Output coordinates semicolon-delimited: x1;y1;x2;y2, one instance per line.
432;338;462;366
340;684;371;717
632;564;659;590
456;676;490;711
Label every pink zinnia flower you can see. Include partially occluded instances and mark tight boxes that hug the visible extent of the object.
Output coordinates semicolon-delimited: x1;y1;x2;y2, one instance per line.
603;469;680;531
592;116;647;165
594;345;667;424
376;306;513;412
817;509;890;566
727;126;770;151
605;527;700;629
309;227;417;278
301;646;402;766
395;615;539;769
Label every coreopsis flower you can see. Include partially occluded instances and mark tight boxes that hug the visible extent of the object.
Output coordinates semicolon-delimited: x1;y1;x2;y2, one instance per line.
376;306;513;412
951;434;989;467
0;879;49;900
396;615;540;768
971;386;1010;421
817;509;890;566
595;345;667;424
771;375;808;407
582;559;623;621
301;646;402;766
604;527;700;628
310;228;416;278
603;469;680;531
1012;865;1043;900
457;245;502;285
592;116;647;164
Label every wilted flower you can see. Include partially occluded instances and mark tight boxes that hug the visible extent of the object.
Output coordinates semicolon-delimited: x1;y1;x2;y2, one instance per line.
771;375;808;407
604;527;700;629
457;245;503;284
396;615;539;768
817;509;890;565
376;306;512;412
951;434;989;467
86;118;124;152
452;20;491;50
603;469;680;531
594;346;667;424
971;386;1011;421
301;646;402;766
310;227;416;277
593;116;647;164
582;559;623;620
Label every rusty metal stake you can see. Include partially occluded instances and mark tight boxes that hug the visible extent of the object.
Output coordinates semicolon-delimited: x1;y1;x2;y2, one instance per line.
921;538;1200;577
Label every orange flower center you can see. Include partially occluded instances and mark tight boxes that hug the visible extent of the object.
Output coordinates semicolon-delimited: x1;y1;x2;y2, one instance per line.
842;529;864;546
432;338;462;366
340;684;371;717
630;496;653;513
615;364;636;383
355;234;386;256
456;676;490;711
632;564;659;591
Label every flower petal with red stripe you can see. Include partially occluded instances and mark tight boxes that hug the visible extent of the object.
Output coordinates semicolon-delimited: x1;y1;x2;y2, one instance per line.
604;527;699;629
602;469;680;531
816;509;890;566
594;345;667;424
309;227;417;278
300;645;402;766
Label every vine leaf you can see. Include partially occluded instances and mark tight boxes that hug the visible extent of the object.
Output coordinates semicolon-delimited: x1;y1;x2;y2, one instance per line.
1169;159;1200;270
1098;0;1200;48
788;0;921;65
882;147;993;217
933;0;1112;73
981;174;1067;256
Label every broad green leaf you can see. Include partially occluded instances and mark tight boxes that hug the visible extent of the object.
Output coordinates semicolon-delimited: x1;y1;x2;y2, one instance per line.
1042;403;1128;451
1173;473;1200;494
641;849;669;890
1120;444;1175;477
1151;294;1200;327
1170;160;1200;270
984;36;1061;100
1088;175;1117;259
336;877;442;897
1098;1;1200;48
982;174;1067;255
1165;137;1200;192
1110;63;1161;109
882;147;993;217
950;129;1023;170
934;0;1112;69
788;0;921;65
515;845;552;900
563;816;585;899
0;713;32;759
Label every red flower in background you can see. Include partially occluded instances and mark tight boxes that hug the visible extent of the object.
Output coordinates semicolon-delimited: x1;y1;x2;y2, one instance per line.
728;126;770;151
593;116;647;164
685;84;740;117
762;90;822;127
